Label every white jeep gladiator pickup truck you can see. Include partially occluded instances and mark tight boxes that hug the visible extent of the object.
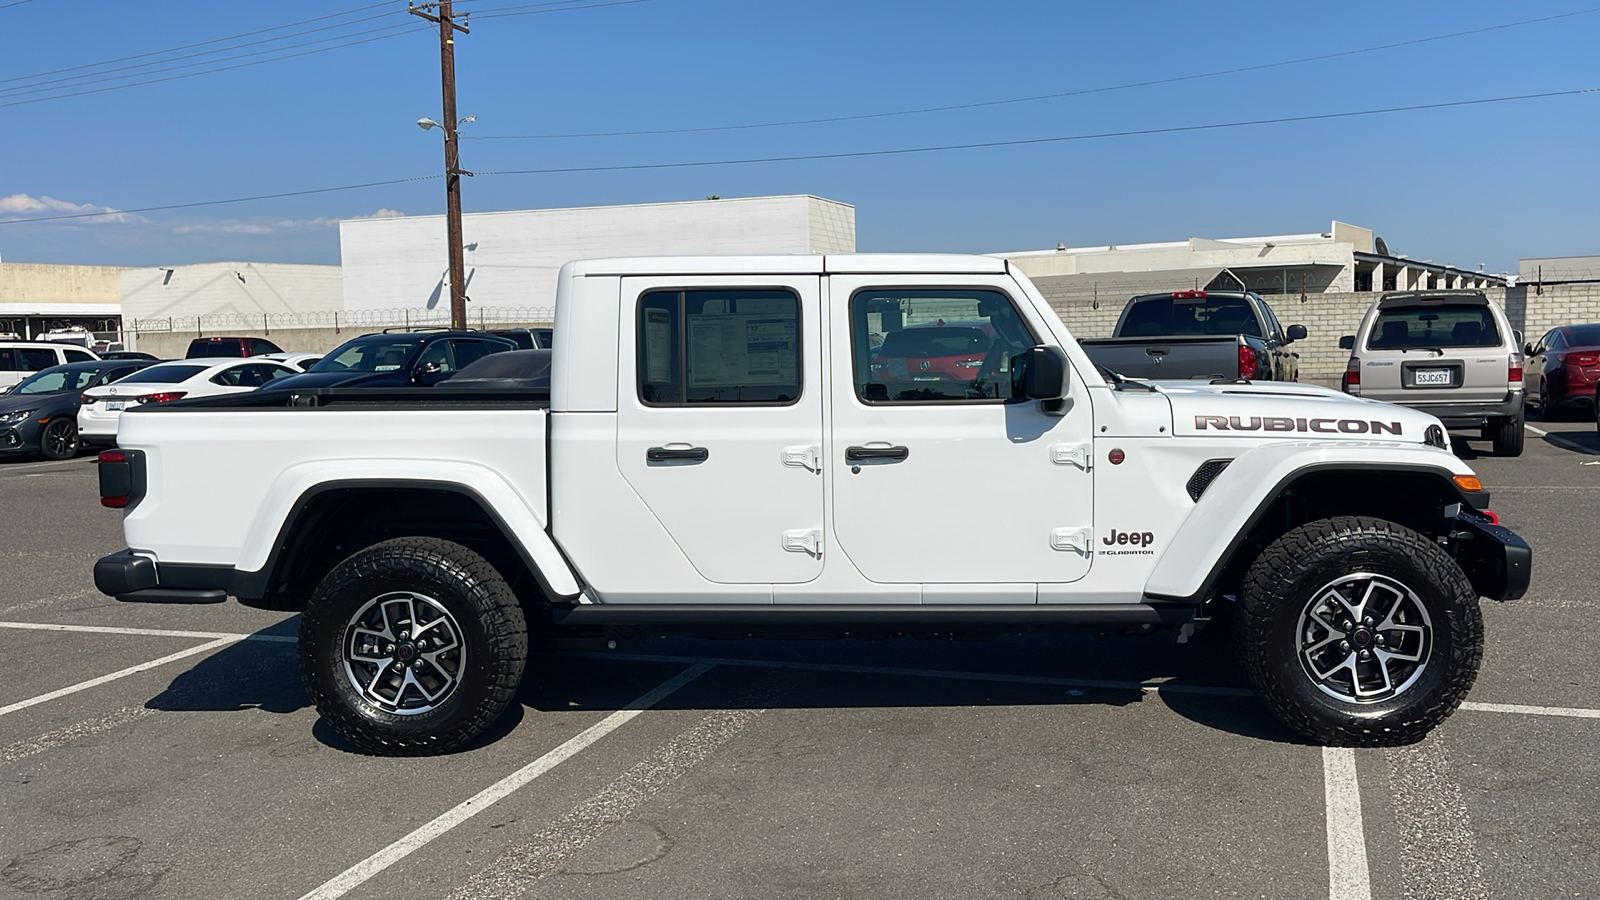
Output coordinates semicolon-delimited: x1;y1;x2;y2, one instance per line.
92;254;1530;755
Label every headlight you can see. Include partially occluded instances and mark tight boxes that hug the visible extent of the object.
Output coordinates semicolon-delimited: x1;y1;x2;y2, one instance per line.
0;408;38;426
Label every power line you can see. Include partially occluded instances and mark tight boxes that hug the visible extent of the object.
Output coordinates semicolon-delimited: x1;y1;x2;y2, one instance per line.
471;88;1600;175
2;87;1594;227
0;0;41;10
471;0;654;19
468;5;1600;140
0;1;397;86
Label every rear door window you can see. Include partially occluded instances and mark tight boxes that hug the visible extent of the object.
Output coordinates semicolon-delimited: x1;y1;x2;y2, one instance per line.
450;340;498;369
1368;305;1501;350
18;348;57;370
637;289;801;405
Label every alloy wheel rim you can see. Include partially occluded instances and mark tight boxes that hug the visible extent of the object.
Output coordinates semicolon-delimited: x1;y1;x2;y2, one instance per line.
45;421;76;457
1296;572;1433;704
341;591;467;716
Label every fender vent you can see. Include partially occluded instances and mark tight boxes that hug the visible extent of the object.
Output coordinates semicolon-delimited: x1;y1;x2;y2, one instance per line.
1186;459;1233;501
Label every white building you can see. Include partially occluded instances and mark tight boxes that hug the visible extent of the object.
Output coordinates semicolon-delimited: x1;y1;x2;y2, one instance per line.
338;195;855;320
996;221;1503;307
120;262;343;328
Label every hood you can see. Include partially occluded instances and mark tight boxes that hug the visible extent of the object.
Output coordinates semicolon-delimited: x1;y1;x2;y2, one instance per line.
260;370;408;391
1156;380;1445;444
0;389;73;415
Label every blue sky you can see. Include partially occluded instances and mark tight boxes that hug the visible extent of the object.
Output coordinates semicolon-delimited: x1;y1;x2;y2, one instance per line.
0;0;1596;272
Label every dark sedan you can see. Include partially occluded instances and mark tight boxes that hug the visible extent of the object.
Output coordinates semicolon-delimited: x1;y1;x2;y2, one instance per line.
0;360;154;460
1525;323;1600;417
262;331;517;391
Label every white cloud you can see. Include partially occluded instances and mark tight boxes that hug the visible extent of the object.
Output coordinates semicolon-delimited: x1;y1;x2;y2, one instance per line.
350;208;406;220
171;209;402;236
0;193;147;225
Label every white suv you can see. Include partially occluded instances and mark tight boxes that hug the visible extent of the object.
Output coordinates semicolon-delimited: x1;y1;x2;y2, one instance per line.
0;342;102;392
1339;291;1525;456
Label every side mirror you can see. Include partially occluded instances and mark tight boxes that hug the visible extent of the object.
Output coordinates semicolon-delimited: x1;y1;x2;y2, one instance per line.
1286;324;1308;343
1523;343;1535;358
1011;346;1070;414
1338;335;1355;351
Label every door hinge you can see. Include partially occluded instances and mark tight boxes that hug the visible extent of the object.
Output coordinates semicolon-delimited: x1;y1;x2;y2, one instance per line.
782;529;822;557
782;445;821;472
1050;527;1093;554
1049;442;1092;470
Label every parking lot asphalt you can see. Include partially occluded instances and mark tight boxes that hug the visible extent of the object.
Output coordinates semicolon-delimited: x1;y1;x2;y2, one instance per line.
0;419;1595;900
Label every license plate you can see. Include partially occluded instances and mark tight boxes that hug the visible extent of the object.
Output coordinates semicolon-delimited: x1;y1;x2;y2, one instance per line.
105;400;126;411
1414;369;1452;387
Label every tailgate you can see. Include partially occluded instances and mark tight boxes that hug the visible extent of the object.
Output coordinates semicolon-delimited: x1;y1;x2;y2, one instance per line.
1080;336;1239;380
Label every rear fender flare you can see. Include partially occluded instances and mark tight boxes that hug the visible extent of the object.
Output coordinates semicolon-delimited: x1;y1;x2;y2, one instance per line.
237;460;579;599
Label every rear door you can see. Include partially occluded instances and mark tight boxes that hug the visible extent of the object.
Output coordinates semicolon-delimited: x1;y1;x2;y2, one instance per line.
616;276;823;585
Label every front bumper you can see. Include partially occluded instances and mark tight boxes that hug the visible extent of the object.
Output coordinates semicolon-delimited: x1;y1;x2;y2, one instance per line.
1450;512;1532;602
1397;391;1523;428
93;549;230;603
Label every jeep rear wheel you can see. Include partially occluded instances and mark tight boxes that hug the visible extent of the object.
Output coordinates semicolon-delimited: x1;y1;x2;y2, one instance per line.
298;537;527;756
1234;516;1483;746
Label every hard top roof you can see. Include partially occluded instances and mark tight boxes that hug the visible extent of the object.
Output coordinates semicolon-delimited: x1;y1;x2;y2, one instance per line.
566;254;1009;277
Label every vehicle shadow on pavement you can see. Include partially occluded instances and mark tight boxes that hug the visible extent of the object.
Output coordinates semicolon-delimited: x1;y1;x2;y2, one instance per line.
145;624;308;716
1542;430;1599;455
511;635;1310;747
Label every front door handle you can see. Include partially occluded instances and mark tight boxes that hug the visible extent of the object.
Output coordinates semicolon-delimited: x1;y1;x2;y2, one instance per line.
647;446;709;462
845;445;909;462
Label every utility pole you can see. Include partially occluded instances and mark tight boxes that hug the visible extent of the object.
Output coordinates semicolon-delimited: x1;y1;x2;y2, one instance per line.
410;0;471;329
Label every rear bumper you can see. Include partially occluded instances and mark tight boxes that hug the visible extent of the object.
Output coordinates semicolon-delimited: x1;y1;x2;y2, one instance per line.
1450;513;1532;602
1394;392;1523;428
93;549;230;603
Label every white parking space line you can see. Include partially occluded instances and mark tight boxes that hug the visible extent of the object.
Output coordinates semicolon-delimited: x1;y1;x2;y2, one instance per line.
296;663;715;900
0;636;237;719
1323;747;1373;900
1460;700;1600;719
1524;423;1550;436
0;620;297;643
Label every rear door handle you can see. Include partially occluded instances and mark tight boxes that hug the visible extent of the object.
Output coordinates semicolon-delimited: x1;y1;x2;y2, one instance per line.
845;445;909;462
647;446;709;462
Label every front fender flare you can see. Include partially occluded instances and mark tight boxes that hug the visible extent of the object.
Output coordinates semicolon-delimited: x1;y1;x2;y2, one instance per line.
1143;441;1478;602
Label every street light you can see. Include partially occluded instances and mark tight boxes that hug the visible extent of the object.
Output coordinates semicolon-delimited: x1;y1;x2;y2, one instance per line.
415;114;476;329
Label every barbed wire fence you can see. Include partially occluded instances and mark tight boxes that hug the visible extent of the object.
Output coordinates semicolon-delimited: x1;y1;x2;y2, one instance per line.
129;305;555;337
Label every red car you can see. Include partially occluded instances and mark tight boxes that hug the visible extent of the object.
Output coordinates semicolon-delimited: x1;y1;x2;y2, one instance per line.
1525;323;1600;417
869;322;995;382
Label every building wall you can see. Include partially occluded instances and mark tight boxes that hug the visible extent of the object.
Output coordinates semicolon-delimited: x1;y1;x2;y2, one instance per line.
121;262;343;325
340;195;856;316
0;262;120;306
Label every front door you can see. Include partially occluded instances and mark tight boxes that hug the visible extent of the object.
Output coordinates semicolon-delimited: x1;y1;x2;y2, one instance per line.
828;276;1095;592
616;276;824;585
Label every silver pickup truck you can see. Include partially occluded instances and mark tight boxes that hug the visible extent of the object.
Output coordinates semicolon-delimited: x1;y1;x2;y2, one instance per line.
1080;290;1306;382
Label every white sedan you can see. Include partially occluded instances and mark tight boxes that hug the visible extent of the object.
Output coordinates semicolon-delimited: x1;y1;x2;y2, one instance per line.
260;352;324;372
79;358;300;448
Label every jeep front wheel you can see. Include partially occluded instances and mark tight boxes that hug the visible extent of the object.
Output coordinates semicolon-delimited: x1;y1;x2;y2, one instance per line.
298;537;528;755
1234;516;1483;746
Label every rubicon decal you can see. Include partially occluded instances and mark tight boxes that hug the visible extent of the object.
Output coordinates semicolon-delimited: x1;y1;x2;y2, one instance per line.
1194;415;1402;435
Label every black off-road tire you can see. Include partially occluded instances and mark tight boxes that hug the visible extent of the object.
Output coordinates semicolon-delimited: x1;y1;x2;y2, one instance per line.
1233;516;1483;747
1490;414;1524;456
39;418;79;460
298;537;527;756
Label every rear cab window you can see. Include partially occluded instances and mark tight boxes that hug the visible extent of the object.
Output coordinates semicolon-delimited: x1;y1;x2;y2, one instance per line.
1118;295;1261;337
1367;304;1502;350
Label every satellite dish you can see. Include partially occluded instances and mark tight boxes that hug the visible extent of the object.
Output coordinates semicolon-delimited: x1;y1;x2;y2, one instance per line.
1374;236;1390;256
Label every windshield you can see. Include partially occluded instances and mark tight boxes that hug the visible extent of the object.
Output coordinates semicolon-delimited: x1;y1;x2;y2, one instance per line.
1369;305;1501;350
1119;296;1261;337
13;366;110;395
116;364;208;384
311;339;421;373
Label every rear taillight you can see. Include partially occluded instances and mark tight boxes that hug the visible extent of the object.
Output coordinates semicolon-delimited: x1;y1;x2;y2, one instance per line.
1567;352;1599;367
80;393;94;404
141;392;187;404
1238;345;1258;379
1508;352;1523;385
98;450;131;509
1343;357;1361;395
